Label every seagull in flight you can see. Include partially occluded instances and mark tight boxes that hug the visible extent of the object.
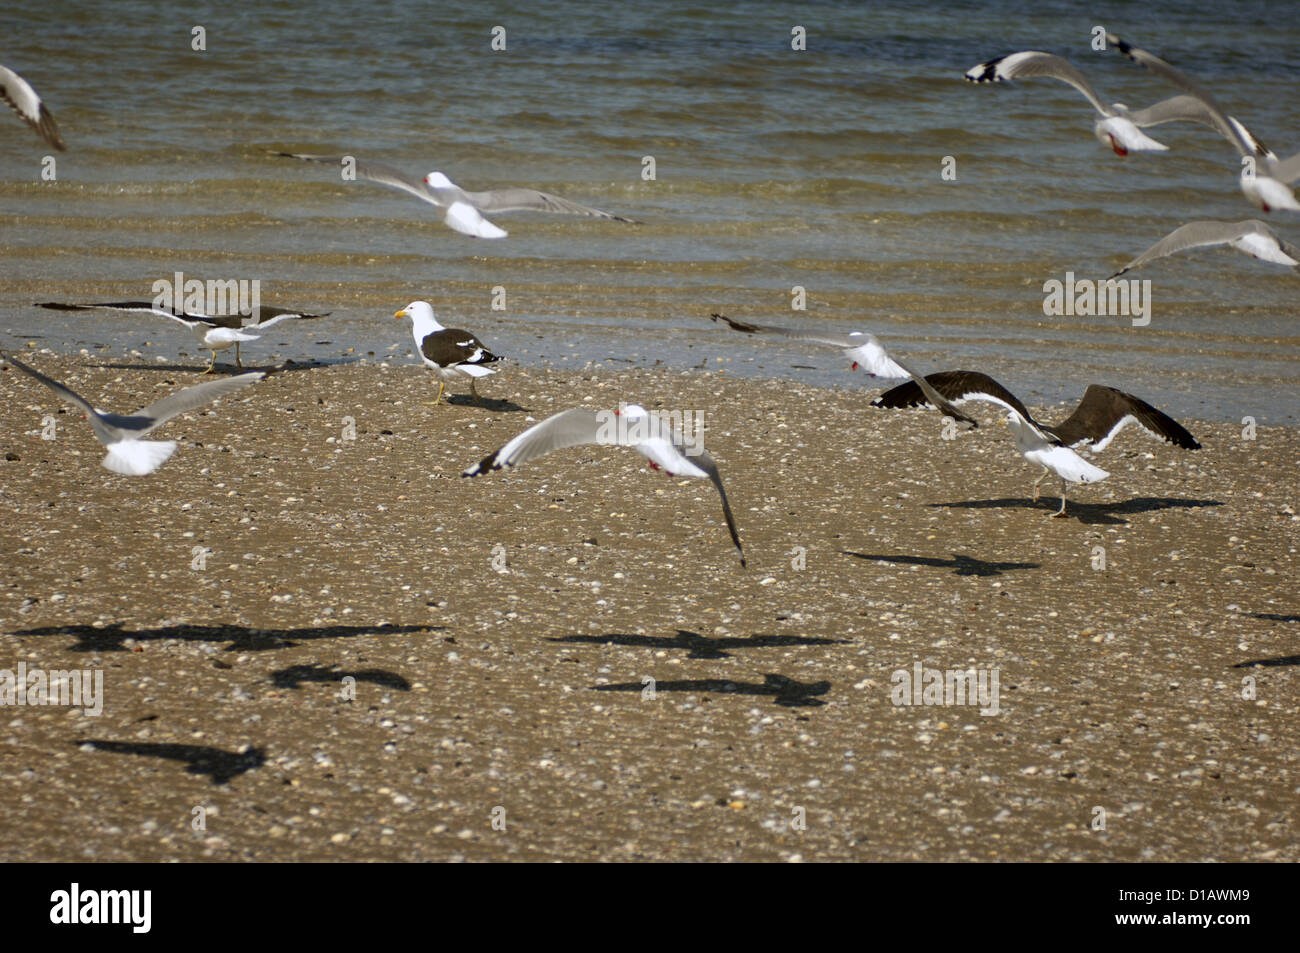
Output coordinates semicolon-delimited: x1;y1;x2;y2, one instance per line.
36;301;328;372
1;64;64;150
708;313;978;428
964;51;1169;155
1106;32;1300;212
464;403;745;565
872;371;1201;517
4;353;264;475
1109;220;1300;278
275;152;636;238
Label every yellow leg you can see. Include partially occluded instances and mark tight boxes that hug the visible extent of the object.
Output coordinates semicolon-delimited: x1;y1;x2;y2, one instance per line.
1050;480;1069;518
1032;466;1050;502
424;380;445;406
202;349;217;374
235;342;243;368
470;378;482;404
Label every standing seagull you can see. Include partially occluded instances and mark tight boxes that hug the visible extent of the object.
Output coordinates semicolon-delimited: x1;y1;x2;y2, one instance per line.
36;302;329;372
3;353;264;475
1108;220;1300;277
463;403;745;565
872;371;1201;517
963;51;1168;155
395;301;501;404
276;153;636;239
708;313;978;428
1106;33;1300;212
1;65;64;150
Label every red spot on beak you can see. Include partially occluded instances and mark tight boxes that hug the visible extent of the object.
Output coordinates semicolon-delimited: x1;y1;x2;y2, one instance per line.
1109;136;1127;156
851;362;859;371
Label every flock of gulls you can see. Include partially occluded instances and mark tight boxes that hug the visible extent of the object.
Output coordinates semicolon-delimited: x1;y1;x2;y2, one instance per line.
1;30;1294;563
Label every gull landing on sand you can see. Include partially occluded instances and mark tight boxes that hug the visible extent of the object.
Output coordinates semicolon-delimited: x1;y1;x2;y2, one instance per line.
872;371;1200;517
463;404;745;565
35;301;328;372
1106;33;1300;212
276;152;636;239
395;301;501;405
1;64;64;150
1109;220;1300;278
708;313;978;428
3;353;264;475
964;51;1168;155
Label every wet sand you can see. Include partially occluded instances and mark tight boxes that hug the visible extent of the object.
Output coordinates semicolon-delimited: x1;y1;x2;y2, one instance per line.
0;353;1295;861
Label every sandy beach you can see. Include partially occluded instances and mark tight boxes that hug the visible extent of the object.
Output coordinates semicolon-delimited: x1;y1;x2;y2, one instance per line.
0;353;1294;862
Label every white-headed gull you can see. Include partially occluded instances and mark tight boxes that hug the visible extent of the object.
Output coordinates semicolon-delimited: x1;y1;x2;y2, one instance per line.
394;301;501;404
1107;33;1300;212
708;313;979;428
36;302;328;372
463;403;745;564
4;353;264;475
1109;220;1300;278
964;51;1168;155
276;152;636;239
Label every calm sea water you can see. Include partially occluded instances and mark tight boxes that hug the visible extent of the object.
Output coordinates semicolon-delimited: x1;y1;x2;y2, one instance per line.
1;0;1297;423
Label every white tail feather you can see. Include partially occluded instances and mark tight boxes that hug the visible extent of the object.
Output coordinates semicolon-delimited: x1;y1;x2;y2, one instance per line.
1033;445;1109;484
102;439;178;475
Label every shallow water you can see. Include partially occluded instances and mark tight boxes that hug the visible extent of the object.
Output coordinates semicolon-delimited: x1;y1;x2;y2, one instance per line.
1;0;1297;423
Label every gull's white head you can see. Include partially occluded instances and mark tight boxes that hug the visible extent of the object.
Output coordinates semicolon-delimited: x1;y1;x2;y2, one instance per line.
614;402;649;420
424;172;454;189
394;301;438;327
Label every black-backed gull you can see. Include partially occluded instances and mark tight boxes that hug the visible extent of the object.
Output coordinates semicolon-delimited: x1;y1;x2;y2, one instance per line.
873;371;1201;517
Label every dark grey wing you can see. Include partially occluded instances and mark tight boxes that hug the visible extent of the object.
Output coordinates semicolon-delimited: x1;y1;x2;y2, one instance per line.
4;353;100;419
462;408;605;475
873;369;1049;436
1050;385;1201;451
126;371;265;434
1125;95;1273;158
1105;34;1254;157
35;301;212;328
964;50;1112;116
683;448;746;567
275;152;443;207
709;312;860;347
420;328;501;367
890;358;980;429
0;64;64;150
463;187;635;222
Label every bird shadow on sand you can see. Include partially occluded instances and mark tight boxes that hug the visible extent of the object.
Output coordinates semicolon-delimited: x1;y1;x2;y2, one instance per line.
841;550;1039;577
1250;612;1299;623
1233;655;1300;668
593;673;831;707
270;663;411;691
549;629;848;660
73;740;265;785
439;393;530;413
14;622;441;653
927;496;1222;525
